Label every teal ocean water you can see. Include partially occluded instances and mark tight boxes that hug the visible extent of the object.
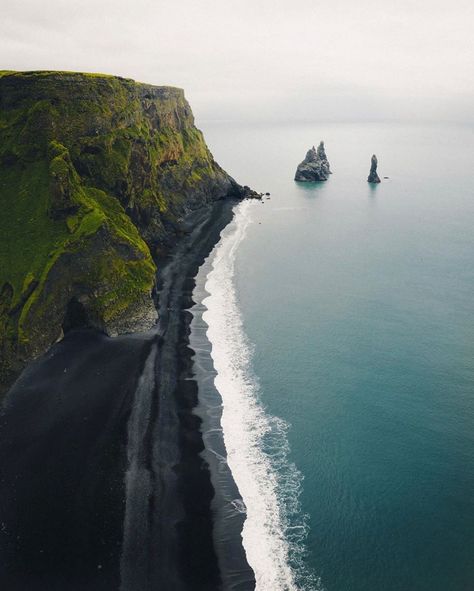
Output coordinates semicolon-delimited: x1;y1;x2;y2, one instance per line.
200;122;474;591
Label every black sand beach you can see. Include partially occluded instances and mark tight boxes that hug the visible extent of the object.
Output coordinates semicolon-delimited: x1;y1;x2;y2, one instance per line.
0;199;255;590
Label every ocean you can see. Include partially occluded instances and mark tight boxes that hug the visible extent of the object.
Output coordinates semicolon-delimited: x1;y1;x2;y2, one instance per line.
192;121;474;591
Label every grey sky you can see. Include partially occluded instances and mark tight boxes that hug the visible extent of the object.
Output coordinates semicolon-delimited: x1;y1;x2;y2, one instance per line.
2;0;473;123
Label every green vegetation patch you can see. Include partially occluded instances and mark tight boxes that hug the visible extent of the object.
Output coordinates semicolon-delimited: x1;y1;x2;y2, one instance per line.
0;70;233;391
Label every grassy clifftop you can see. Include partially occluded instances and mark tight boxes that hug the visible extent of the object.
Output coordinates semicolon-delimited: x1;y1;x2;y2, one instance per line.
0;71;243;391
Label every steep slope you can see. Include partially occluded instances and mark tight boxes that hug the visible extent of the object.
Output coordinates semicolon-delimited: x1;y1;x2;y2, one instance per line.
0;71;247;392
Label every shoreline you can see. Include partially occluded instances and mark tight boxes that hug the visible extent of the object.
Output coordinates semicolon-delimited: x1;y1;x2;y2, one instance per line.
189;214;257;591
194;201;315;591
165;198;255;590
0;198;255;590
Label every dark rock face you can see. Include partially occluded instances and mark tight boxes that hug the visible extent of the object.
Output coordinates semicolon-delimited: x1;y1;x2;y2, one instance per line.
295;141;331;181
368;154;381;183
0;71;250;393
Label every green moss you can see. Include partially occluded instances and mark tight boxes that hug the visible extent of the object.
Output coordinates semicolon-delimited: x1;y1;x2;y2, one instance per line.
66;213;80;233
21;272;36;294
75;208;105;237
0;160;68;307
0;70;235;391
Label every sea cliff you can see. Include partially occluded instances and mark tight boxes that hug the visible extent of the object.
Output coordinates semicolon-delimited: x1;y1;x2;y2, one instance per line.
0;71;247;392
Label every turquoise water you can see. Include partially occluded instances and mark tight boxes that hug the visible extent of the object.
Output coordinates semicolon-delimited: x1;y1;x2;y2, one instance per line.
202;122;474;591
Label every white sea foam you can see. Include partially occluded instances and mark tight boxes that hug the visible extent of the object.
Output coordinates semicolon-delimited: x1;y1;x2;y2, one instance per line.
202;201;321;591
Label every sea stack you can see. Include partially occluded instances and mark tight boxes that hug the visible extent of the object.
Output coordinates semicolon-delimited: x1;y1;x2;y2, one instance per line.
295;141;331;181
368;154;381;183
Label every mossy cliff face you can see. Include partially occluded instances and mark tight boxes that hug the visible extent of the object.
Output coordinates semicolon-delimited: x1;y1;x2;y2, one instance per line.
0;71;244;391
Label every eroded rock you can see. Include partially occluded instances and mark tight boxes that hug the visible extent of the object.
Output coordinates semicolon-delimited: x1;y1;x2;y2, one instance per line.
295;141;331;182
368;154;381;183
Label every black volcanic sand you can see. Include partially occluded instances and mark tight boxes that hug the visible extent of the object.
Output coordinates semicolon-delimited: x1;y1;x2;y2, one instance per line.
0;329;151;590
0;199;255;590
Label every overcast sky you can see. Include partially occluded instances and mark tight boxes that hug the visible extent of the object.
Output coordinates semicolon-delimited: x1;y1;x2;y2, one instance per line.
2;0;473;123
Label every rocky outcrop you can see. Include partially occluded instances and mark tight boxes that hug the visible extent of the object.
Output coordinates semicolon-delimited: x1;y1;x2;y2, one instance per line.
368;154;381;183
295;141;331;182
0;70;251;392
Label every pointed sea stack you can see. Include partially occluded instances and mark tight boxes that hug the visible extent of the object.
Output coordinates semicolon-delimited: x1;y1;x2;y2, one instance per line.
295;141;331;181
368;154;381;183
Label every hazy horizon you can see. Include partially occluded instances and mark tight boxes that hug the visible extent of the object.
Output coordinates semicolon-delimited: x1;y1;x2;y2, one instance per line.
2;0;473;124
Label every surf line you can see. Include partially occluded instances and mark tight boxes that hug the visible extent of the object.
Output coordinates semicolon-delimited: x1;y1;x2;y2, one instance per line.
202;201;319;591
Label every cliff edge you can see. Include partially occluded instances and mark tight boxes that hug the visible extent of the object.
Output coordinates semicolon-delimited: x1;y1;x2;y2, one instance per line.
0;71;247;392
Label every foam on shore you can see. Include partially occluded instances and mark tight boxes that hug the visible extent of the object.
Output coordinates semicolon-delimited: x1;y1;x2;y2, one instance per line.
202;201;320;591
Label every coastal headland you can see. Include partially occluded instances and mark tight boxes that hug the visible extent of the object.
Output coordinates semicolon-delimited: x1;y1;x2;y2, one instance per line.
0;70;254;393
0;72;257;590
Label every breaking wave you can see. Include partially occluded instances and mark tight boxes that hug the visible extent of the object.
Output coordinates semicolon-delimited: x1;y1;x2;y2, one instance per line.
202;201;321;591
